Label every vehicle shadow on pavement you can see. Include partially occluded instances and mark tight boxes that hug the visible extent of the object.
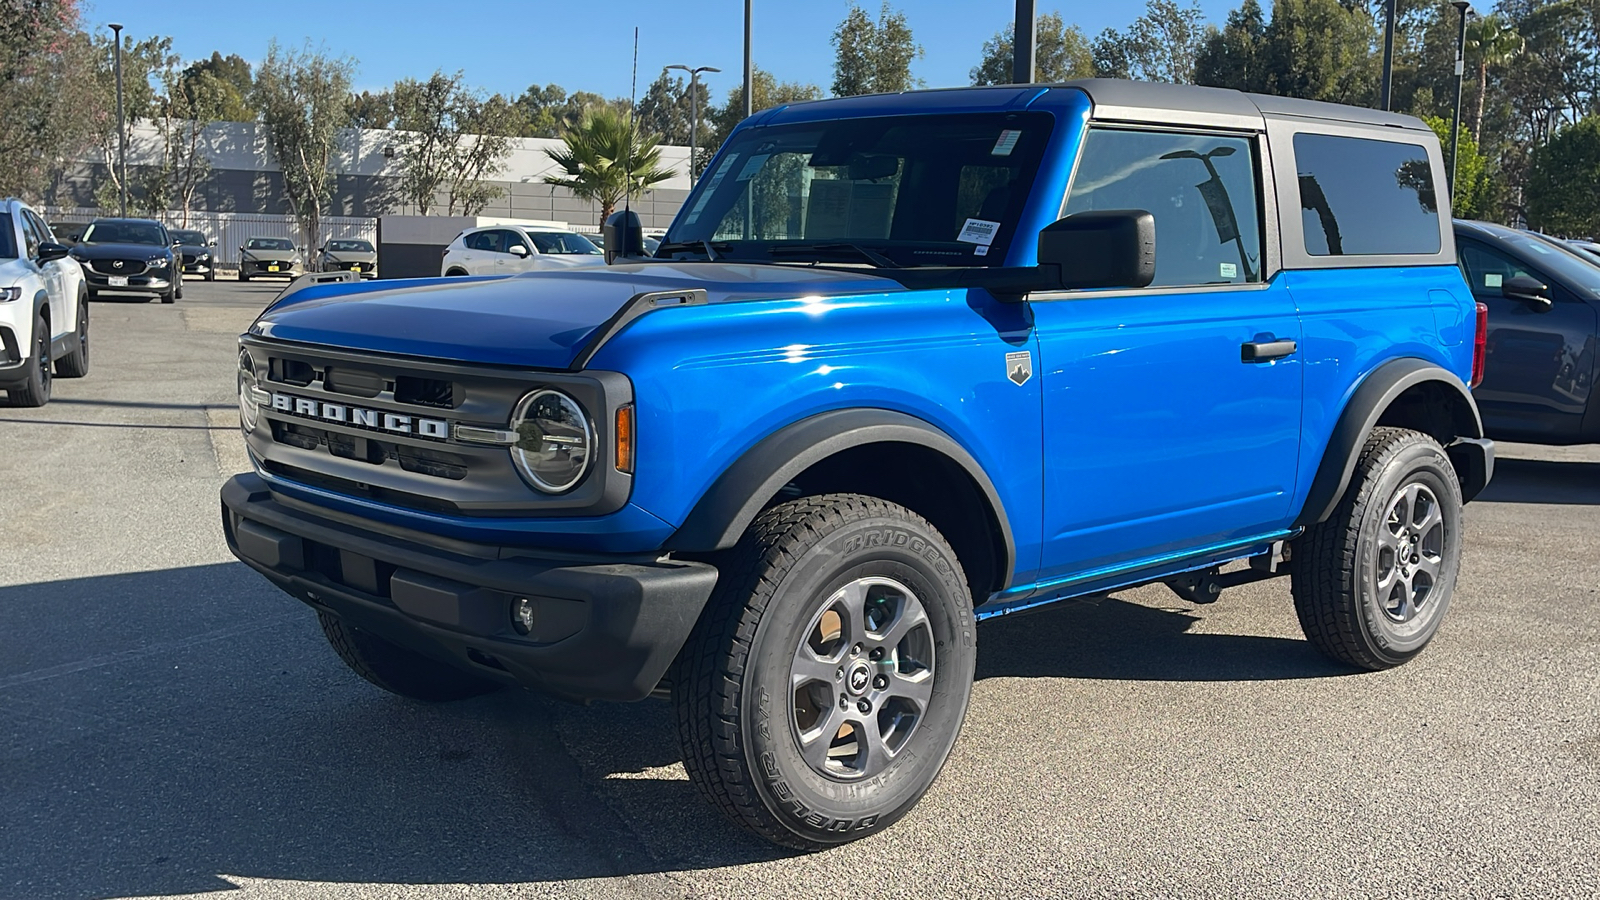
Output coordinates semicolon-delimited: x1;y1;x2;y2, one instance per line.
0;563;786;900
975;594;1352;682
1475;457;1600;505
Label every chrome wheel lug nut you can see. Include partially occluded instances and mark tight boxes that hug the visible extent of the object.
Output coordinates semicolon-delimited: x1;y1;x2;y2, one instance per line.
851;643;863;657
869;647;884;661
872;674;888;690
856;699;872;713
836;667;844;680
839;696;849;709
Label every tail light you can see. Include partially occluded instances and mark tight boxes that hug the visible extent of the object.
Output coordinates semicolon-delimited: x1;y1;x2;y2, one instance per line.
1470;301;1489;388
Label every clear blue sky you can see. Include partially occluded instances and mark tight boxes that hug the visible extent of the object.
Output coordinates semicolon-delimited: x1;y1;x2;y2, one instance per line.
82;1;1244;101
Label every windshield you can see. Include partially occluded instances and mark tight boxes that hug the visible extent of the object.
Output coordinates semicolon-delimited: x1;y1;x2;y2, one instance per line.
528;232;601;255
1501;228;1600;294
327;239;373;253
246;238;294;251
172;230;206;245
665;112;1054;267
83;221;165;245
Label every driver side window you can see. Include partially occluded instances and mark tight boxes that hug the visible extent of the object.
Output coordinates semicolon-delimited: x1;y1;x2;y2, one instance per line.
1064;128;1264;288
1460;242;1539;298
502;230;531;255
18;212;40;258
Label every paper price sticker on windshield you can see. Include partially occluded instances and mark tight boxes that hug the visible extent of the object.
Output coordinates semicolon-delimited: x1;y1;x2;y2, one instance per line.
992;129;1022;156
736;154;770;181
957;218;1000;246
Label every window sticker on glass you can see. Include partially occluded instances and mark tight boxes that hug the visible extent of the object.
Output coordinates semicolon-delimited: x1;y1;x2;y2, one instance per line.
957;218;1000;245
1485;273;1503;288
736;154;769;181
1220;262;1237;279
974;245;990;257
991;130;1021;157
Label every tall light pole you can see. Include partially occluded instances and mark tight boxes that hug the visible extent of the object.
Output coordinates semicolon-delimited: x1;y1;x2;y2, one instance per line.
742;0;753;119
109;22;127;217
1379;0;1396;110
665;65;719;184
1013;0;1036;84
1449;2;1472;204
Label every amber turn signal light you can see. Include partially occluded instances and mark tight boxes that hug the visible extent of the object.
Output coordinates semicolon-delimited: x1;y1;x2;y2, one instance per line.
615;405;635;474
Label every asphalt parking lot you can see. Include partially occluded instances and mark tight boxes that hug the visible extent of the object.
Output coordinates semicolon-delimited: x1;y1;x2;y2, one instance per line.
2;279;1598;899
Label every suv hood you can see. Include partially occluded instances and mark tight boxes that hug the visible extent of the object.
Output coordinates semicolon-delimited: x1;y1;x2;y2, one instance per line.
73;242;170;259
251;262;903;369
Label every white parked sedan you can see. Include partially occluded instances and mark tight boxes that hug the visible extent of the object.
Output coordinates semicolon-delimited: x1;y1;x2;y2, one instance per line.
440;225;606;276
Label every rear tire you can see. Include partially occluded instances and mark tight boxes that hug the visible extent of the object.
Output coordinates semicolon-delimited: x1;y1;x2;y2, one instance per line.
317;613;505;702
238;270;249;282
674;494;976;850
205;267;215;282
54;296;89;378
1292;427;1462;670
9;312;52;407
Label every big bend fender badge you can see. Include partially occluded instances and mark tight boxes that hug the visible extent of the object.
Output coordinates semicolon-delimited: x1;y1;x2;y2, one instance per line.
1005;350;1032;386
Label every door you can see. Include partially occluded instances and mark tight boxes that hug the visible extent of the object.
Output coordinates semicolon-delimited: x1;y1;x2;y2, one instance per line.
25;211;67;341
1032;127;1304;583
1459;237;1598;439
16;212;61;342
457;230;490;274
499;229;535;272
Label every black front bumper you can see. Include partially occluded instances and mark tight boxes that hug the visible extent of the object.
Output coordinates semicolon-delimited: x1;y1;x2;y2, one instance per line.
221;473;718;701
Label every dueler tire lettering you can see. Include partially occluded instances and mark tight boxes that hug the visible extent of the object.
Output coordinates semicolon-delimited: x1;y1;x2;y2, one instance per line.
673;493;976;850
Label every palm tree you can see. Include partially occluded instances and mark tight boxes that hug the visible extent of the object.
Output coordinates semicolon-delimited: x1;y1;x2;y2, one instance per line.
1464;15;1524;144
543;107;672;226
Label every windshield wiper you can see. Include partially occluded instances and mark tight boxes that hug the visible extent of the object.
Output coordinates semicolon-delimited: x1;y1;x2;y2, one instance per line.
766;243;900;269
655;239;726;260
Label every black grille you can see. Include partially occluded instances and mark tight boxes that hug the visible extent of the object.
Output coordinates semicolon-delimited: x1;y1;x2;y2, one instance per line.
89;259;148;275
269;420;467;480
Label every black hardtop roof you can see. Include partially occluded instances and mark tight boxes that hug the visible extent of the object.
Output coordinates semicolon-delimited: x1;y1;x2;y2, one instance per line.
1061;78;1429;132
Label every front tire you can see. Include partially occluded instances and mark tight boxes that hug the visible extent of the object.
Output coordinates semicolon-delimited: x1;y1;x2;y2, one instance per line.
317;613;505;702
674;494;976;850
8;312;52;407
1292;427;1462;670
55;297;89;378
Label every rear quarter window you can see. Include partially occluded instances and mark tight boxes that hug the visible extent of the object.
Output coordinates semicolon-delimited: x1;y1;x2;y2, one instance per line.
1294;133;1441;256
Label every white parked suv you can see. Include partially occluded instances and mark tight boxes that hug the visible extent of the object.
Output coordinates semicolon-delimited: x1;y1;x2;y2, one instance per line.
0;199;88;407
440;225;606;276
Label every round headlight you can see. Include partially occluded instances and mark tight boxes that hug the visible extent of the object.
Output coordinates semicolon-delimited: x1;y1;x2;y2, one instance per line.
509;389;593;493
239;350;259;433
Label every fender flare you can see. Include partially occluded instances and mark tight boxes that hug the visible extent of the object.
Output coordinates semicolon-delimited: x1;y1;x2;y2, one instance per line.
1295;357;1485;527
666;408;1016;583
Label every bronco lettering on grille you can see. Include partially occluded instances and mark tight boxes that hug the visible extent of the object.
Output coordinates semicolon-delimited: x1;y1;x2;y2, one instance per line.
270;391;450;440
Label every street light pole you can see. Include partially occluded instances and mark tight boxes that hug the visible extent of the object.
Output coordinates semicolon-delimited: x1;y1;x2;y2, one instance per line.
109;22;127;217
1013;0;1036;84
1449;2;1472;204
743;0;753;119
666;64;720;184
1380;0;1396;110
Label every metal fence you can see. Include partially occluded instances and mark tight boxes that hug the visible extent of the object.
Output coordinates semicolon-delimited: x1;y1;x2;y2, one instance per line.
41;208;377;267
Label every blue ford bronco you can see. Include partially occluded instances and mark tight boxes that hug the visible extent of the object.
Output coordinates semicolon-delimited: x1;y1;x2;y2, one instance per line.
223;79;1494;849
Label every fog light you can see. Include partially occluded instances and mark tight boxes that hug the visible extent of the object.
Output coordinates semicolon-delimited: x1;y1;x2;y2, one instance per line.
510;597;535;635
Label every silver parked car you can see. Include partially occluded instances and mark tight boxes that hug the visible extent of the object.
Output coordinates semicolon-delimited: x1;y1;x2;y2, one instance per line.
238;236;303;282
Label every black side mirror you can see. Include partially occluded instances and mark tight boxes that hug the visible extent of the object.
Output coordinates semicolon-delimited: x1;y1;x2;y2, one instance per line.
1502;275;1553;311
208;239;217;247
602;209;645;265
37;241;70;263
1036;210;1156;291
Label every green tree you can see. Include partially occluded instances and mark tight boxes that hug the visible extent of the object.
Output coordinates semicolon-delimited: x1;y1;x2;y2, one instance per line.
255;41;355;253
89;32;175;214
831;1;923;96
636;71;711;146
544;107;672;226
1526;116;1600;237
1423;116;1491;220
346;90;394;129
391;72;522;215
179;52;254;121
705;69;823;167
0;0;99;201
971;11;1094;84
446;93;523;215
144;67;234;223
1194;0;1268;91
1464;14;1524;142
1092;0;1210;84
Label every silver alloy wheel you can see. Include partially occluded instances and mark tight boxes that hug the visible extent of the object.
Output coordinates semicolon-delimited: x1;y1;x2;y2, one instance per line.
1375;482;1446;623
789;576;936;780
